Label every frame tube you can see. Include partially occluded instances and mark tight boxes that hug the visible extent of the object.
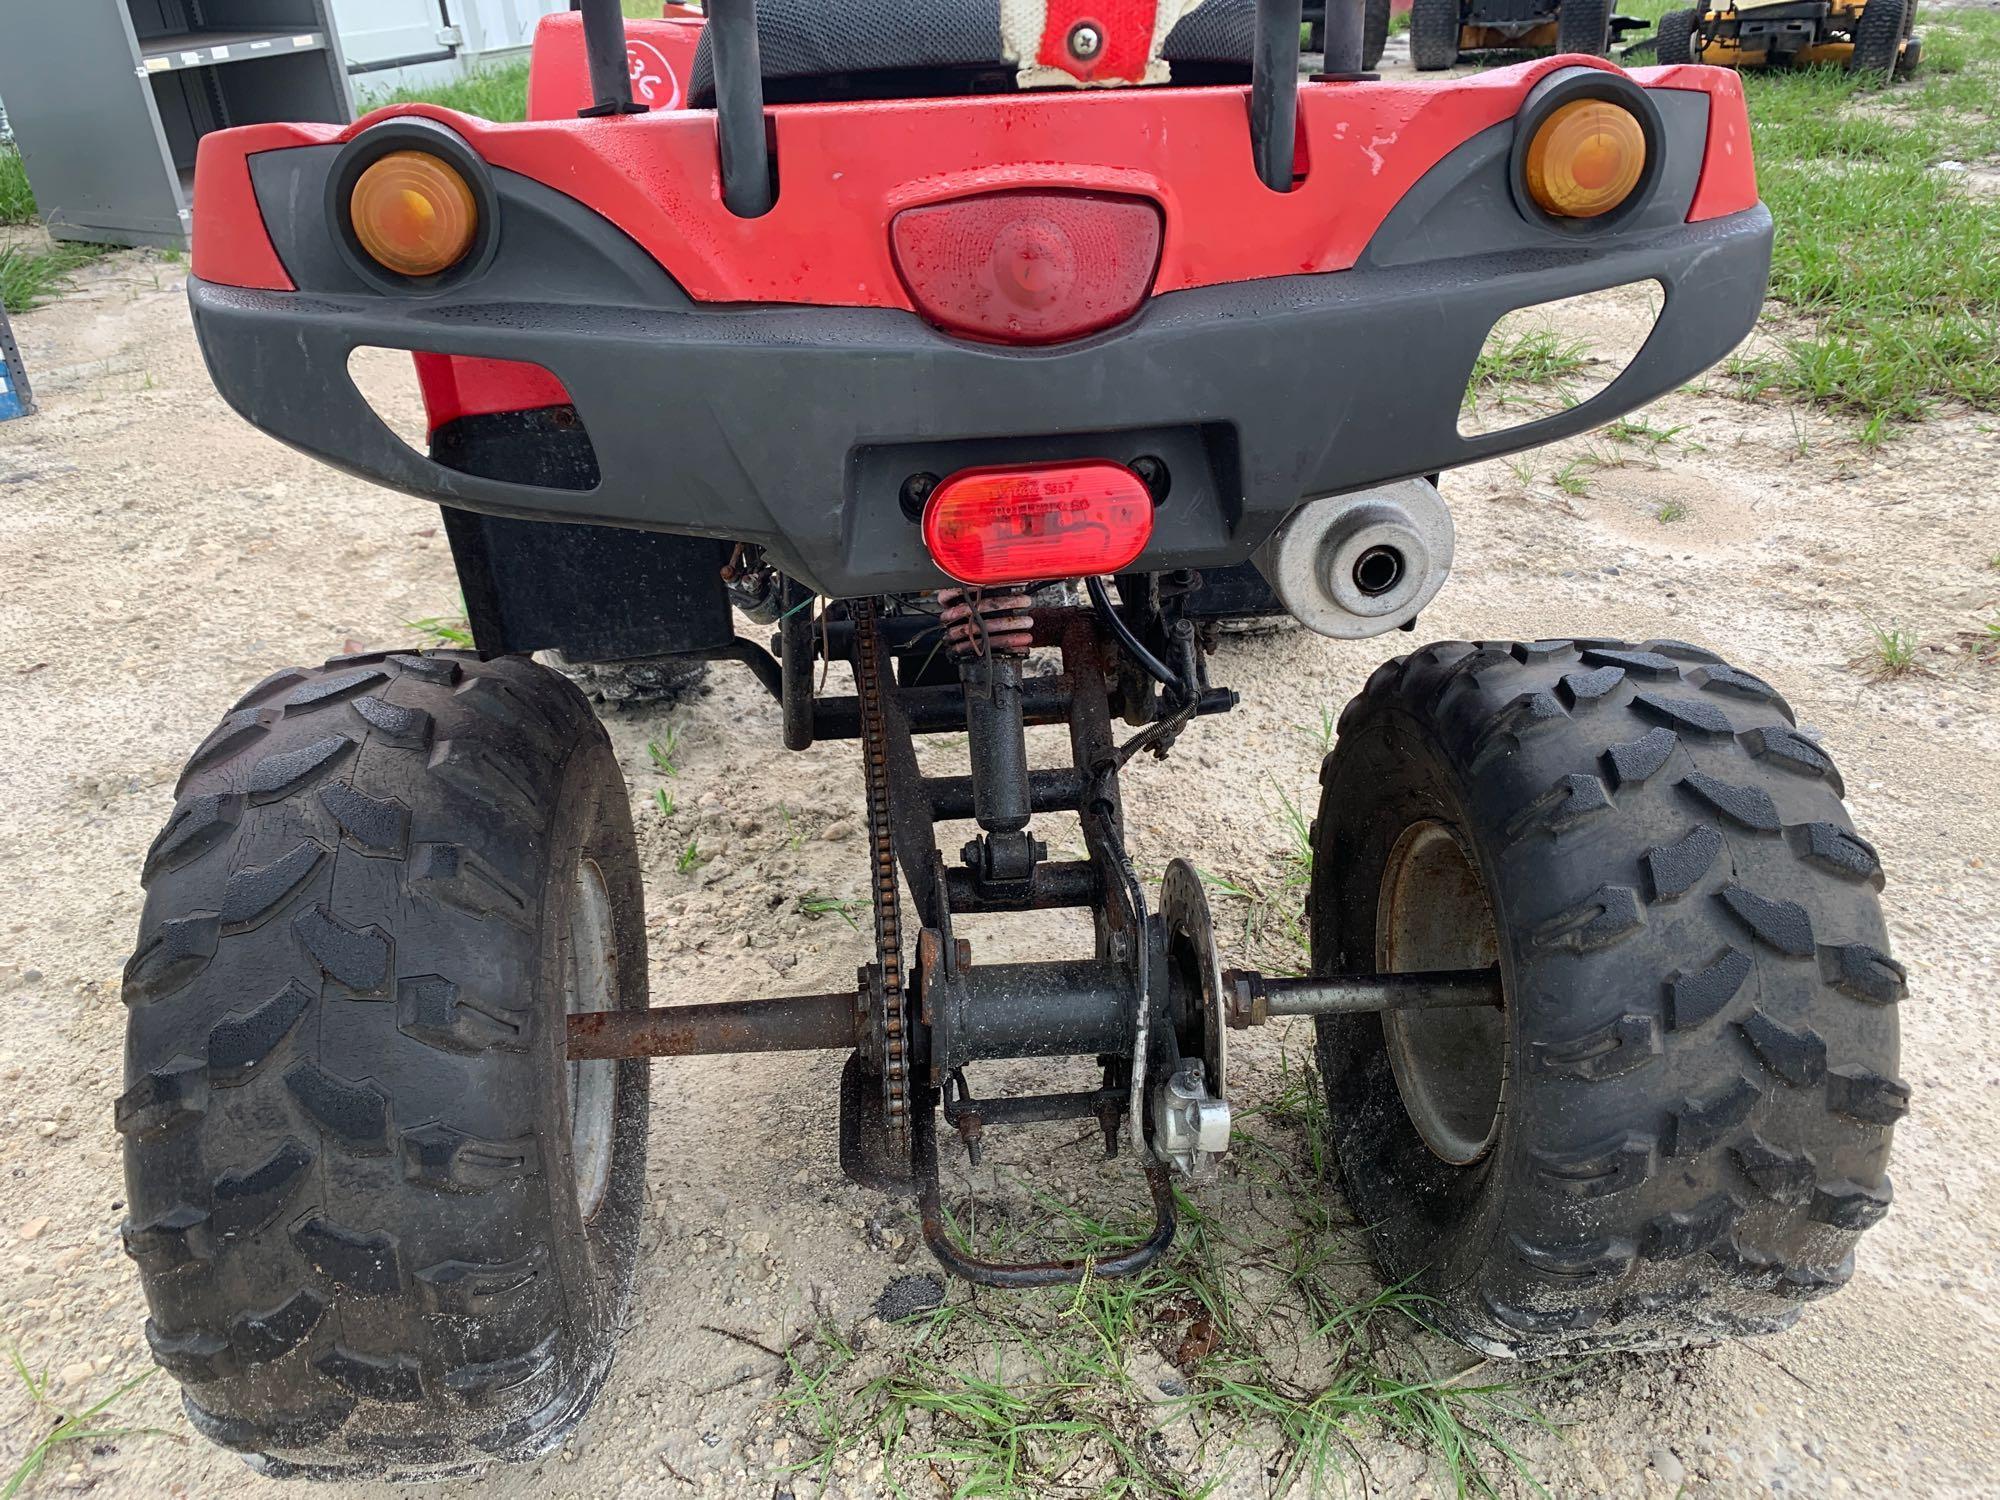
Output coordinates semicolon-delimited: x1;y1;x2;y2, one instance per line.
575;0;644;116
1251;0;1306;192
708;0;775;217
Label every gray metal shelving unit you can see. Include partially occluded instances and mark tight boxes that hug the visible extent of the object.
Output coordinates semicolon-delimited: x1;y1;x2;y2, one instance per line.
0;2;352;251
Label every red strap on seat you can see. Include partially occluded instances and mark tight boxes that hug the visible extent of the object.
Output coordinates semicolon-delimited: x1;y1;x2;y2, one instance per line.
1004;0;1201;86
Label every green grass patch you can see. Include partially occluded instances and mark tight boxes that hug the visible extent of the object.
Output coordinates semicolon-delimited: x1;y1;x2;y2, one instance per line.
1966;616;2000;663
406;613;473;647
365;61;532;122
0;148;36;227
1292;705;1338;759
1551;458;1593;497
1466;328;1590;397
5;1352;161;1497
0;147;114;313
1728;15;2000;426
0;240;109;314
1605;415;1698;455
1860;619;1922;677
780;1056;1547;1497
796;892;863;928
1462;327;1591;425
1197;782;1318;973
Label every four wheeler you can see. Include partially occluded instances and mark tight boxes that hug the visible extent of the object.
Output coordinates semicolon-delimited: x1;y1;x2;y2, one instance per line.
122;0;1905;1478
1409;0;1641;70
1655;0;1919;76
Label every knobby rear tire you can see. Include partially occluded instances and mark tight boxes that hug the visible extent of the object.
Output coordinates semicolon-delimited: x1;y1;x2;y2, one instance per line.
120;650;650;1476
1313;638;1904;1356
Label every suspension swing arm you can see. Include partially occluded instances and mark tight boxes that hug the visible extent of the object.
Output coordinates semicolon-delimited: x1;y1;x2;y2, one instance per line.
565;596;1499;1289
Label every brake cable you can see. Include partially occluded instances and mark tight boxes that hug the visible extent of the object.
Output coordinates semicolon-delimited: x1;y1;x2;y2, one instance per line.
1086;576;1185;695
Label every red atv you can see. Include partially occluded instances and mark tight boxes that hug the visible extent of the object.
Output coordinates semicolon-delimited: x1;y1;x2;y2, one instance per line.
124;0;1902;1477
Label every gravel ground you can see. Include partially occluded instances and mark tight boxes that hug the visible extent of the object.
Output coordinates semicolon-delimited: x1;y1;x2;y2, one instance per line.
1;241;1995;1500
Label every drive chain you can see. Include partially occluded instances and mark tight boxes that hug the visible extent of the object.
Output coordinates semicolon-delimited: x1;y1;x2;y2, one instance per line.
850;598;912;1140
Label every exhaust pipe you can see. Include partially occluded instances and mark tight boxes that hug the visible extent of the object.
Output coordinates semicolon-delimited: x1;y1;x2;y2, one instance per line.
1251;478;1455;639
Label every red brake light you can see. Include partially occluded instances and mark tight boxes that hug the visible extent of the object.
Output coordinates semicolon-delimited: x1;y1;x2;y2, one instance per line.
891;191;1163;345
922;462;1155;586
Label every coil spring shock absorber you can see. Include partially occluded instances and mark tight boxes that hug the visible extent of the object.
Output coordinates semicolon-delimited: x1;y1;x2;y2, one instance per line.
937;588;1041;891
936;587;1035;659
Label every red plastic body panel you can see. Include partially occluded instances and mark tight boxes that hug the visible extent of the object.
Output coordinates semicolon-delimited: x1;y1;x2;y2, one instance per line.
413;353;573;432
191;124;310;291
317;54;1655;313
527;13;703;119
450;12;697;434
202;51;1759;305
1633;63;1759;221
200;32;1761;427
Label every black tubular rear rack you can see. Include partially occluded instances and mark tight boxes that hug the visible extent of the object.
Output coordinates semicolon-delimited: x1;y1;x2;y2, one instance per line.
1251;0;1305;192
706;0;776;217
575;0;647;116
573;0;1329;207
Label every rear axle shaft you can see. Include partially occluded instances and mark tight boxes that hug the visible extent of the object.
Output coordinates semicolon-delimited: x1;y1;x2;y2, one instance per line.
1222;967;1503;1029
566;991;860;1060
565;965;1500;1060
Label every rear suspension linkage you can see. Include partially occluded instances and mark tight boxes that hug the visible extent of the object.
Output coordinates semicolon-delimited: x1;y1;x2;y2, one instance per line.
565;594;1502;1289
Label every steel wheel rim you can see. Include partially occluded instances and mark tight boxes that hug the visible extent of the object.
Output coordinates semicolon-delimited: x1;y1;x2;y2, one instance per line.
1377;821;1506;1166
566;859;619;1223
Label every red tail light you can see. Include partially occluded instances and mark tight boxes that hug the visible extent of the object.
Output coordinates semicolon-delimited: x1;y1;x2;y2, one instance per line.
922;462;1155;586
891;191;1163;345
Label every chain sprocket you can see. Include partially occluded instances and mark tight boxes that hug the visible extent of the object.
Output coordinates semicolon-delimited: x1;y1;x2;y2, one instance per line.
850;598;913;1141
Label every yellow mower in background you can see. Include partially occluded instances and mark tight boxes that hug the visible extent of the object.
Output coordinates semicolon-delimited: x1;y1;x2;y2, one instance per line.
1409;0;1650;68
1655;0;1920;75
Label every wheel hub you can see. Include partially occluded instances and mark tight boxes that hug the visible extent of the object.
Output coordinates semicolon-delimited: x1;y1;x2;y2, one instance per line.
566;859;620;1222
1376;821;1507;1166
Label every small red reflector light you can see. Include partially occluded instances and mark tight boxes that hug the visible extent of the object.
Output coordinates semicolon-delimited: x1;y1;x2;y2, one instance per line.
891;191;1163;345
922;462;1155;586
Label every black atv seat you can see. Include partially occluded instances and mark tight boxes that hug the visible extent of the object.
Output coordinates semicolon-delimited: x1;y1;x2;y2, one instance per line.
687;0;1260;106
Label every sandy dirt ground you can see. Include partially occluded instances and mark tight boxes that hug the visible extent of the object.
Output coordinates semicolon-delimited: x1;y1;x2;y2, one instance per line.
2;205;1997;1499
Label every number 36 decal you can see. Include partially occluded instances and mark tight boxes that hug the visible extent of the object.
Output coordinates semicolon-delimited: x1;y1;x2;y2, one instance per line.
626;40;683;110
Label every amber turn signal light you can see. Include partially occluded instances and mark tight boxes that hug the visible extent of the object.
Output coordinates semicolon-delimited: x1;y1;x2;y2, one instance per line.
1523;99;1647;219
350;150;479;277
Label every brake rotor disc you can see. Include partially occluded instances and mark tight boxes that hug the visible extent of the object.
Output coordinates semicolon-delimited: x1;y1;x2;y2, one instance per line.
1157;858;1229;1169
1160;858;1227;1094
